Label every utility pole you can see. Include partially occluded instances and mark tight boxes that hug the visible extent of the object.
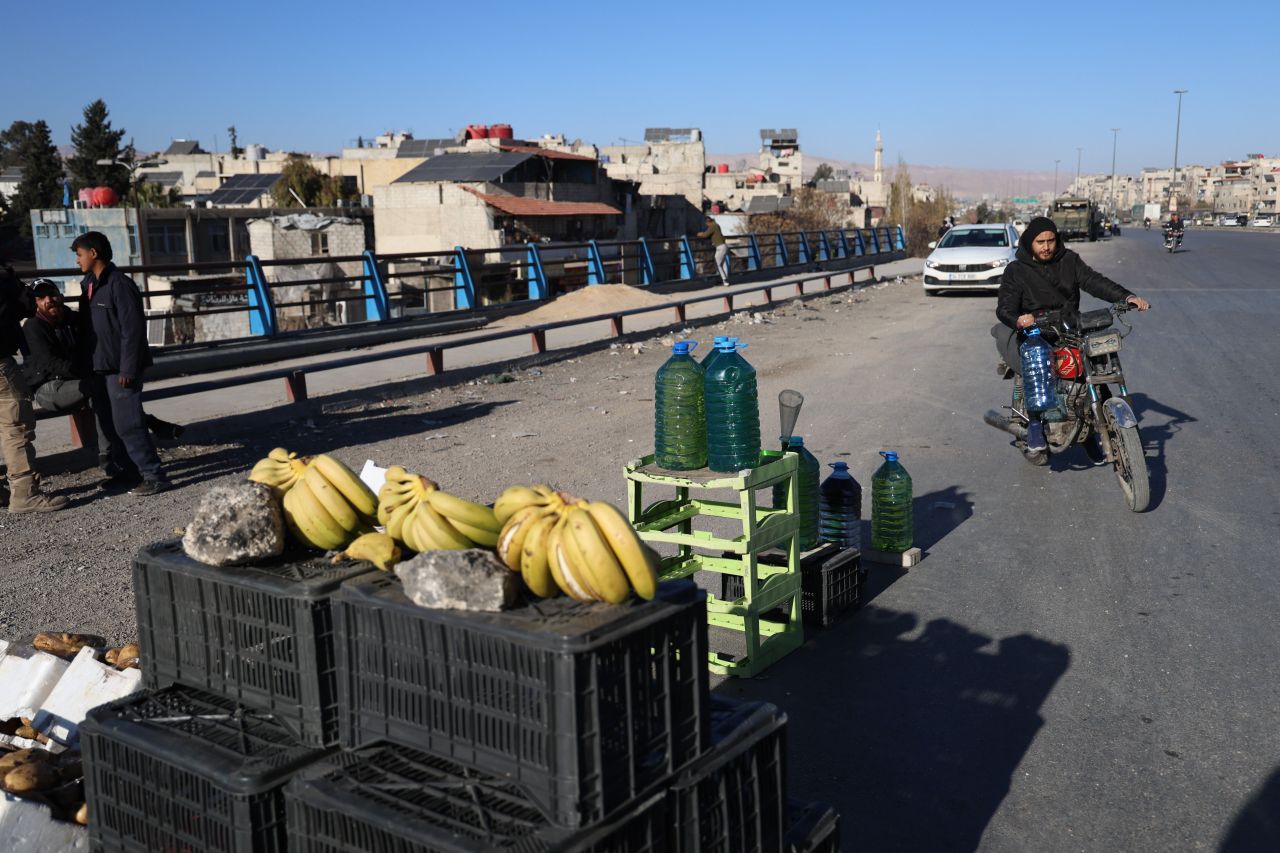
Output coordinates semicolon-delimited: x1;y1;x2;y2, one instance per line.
1171;89;1188;212
1053;159;1061;198
1109;128;1120;214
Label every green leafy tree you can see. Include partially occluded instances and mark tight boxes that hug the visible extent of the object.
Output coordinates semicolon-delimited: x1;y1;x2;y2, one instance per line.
8;121;64;236
227;125;243;157
811;163;835;183
67;99;132;195
888;158;956;256
132;178;184;208
0;120;40;169
269;155;358;208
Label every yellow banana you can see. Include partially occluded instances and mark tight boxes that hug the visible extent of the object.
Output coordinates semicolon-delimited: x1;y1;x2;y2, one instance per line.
412;503;474;550
340;532;402;571
586;501;658;600
300;466;362;533
549;515;594;601
520;511;562;593
283;481;349;550
312;454;378;520
385;499;417;544
426;491;499;532
446;517;500;548
497;504;558;571
249;448;309;493
565;508;631;604
494;484;557;524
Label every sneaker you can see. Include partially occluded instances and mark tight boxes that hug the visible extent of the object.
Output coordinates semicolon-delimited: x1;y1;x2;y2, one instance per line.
130;478;174;496
1026;421;1047;452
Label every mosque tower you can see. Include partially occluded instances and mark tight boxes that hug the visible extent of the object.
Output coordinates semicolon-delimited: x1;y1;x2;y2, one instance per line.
874;129;883;183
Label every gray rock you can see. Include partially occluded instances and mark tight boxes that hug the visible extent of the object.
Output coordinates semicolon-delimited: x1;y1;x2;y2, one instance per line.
395;549;519;612
182;482;286;566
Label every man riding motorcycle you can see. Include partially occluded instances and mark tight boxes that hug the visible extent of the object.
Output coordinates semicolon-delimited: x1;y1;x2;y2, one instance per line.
1163;212;1185;249
991;217;1150;452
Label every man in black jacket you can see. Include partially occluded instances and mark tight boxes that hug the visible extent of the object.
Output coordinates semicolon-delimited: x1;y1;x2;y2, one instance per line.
0;257;67;512
23;280;184;460
72;231;172;495
992;216;1150;450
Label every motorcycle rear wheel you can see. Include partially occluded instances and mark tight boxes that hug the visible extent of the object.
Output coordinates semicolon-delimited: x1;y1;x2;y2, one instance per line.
1107;416;1150;512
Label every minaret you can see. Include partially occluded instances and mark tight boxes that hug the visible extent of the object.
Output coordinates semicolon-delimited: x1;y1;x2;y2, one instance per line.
874;129;883;183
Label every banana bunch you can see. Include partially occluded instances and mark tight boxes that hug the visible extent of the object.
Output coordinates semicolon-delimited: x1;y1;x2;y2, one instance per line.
248;447;310;494
281;454;379;551
377;465;439;543
495;486;658;604
406;492;502;553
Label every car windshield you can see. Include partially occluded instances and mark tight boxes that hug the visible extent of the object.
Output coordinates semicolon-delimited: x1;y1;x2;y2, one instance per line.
938;228;1009;248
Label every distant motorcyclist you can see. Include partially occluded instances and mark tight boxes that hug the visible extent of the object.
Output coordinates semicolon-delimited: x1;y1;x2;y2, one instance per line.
937;216;954;239
1144;217;1151;230
1164;212;1184;234
991;217;1150;452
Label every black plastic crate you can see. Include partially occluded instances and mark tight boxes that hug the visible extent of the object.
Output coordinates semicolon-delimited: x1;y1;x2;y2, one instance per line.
720;547;863;627
81;684;331;853
785;799;840;853
285;742;670;852
668;694;788;853
335;575;709;828
134;538;374;746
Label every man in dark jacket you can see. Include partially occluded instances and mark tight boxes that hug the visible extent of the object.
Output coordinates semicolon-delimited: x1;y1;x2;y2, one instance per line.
992;216;1150;450
0;258;67;512
23;280;183;455
72;231;171;495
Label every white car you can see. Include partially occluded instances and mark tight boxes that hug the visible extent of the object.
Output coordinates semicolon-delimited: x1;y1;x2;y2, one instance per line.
923;223;1019;295
1249;217;1273;227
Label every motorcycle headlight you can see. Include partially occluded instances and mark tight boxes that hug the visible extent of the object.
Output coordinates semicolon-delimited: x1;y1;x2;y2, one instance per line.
989;258;1010;268
925;258;939;268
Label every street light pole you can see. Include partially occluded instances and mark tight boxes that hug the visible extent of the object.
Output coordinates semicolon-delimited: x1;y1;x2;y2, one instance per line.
1075;147;1083;197
1053;159;1061;199
1109;128;1120;214
1171;89;1188;212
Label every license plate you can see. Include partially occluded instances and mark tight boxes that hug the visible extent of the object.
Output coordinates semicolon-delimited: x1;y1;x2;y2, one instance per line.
1085;330;1121;356
951;272;977;281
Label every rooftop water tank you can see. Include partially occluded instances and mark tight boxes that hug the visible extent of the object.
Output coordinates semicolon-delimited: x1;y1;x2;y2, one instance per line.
244;143;266;160
465;124;489;140
717;163;730;173
89;186;119;207
490;123;514;140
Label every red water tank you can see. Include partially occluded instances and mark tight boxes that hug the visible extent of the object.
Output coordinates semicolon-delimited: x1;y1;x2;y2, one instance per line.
465;124;489;140
77;188;95;206
710;203;722;214
717;163;730;173
90;186;119;207
489;123;514;140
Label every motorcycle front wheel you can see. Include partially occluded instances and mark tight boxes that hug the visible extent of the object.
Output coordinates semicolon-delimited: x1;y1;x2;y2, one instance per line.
1106;412;1150;512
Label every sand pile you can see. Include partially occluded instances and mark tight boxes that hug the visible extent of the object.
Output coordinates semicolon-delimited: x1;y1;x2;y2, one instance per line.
493;284;672;328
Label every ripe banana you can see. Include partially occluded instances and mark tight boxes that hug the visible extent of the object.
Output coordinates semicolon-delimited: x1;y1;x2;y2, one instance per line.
299;465;362;534
497;503;560;571
377;466;437;528
411;503;474;551
519;512;562;597
311;454;378;520
564;508;631;604
494;484;559;525
585;501;658;600
282;480;349;551
248;447;309;494
548;514;593;601
339;532;402;571
427;491;499;530
384;498;417;544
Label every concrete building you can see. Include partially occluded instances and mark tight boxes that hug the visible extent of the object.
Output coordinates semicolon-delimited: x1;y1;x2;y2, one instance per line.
600;128;705;210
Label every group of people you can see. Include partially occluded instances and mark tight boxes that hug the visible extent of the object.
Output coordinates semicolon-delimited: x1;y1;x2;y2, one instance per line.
0;231;177;513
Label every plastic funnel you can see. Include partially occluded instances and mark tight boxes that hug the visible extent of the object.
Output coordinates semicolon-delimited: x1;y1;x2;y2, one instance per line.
778;389;804;444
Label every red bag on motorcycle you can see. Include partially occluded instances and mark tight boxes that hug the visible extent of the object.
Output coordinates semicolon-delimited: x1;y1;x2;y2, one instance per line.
1054;346;1083;379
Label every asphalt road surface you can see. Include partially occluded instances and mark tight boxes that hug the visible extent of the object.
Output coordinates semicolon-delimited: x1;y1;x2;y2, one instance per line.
721;227;1280;851
5;230;1277;851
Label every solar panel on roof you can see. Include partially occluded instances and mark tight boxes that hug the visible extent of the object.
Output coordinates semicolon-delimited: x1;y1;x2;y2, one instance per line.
205;173;281;205
392;152;533;183
396;138;455;158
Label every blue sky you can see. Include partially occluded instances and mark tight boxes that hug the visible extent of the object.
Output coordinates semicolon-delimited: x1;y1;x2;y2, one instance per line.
5;0;1275;175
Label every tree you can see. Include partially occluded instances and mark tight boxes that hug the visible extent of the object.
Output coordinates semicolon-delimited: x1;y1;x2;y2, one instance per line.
132;178;183;208
227;125;243;158
811;163;835;183
888;158;956;257
0;120;40;169
744;187;844;237
67;99;132;195
8;121;64;236
269;155;358;208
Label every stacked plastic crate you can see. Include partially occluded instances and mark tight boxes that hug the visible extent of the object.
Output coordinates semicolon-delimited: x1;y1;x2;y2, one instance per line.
81;538;842;851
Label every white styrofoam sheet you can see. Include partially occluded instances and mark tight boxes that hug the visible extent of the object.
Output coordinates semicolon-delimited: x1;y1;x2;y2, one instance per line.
0;652;69;721
0;795;88;851
33;647;142;746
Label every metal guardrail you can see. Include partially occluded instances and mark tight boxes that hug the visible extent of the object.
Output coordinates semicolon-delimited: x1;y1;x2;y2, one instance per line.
32;226;906;351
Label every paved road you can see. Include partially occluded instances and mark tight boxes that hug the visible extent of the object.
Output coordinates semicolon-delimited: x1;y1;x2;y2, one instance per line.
719;227;1280;851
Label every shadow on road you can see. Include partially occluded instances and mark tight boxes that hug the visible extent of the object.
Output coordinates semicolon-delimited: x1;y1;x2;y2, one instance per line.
1129;392;1196;512
1220;765;1280;851
858;486;973;604
718;603;1071;852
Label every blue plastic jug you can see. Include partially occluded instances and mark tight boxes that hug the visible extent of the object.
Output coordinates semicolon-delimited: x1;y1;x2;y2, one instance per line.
1019;327;1058;412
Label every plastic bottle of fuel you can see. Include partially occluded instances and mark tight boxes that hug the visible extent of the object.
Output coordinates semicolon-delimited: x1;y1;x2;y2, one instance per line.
772;436;820;550
871;451;913;553
701;336;739;371
654;341;706;470
704;340;761;472
819;461;862;550
1019;327;1058;412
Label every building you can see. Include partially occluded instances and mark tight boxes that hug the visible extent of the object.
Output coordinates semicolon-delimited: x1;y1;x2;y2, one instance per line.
600;128;706;210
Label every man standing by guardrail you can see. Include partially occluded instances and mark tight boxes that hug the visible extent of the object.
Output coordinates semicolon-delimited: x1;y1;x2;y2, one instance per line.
697;215;730;285
72;231;172;496
0;253;67;512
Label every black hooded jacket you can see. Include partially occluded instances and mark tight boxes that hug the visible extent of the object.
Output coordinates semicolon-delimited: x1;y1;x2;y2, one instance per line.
996;237;1132;330
0;265;35;359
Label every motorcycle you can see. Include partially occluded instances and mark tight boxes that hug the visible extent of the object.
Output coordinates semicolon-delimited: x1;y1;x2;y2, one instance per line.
984;303;1150;512
1163;227;1183;252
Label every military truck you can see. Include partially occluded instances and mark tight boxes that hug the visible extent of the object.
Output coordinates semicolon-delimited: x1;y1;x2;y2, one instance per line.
1051;197;1101;241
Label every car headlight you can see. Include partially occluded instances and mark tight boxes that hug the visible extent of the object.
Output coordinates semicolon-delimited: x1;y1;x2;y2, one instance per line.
925;258;939;268
989;258;1010;268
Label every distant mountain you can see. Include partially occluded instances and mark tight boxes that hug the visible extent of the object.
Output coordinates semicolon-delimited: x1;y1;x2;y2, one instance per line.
708;152;1060;201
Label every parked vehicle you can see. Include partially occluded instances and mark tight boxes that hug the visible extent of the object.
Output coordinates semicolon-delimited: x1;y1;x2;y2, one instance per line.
984;303;1149;511
1143;203;1162;224
1218;214;1240;227
922;223;1019;295
1250;217;1273;227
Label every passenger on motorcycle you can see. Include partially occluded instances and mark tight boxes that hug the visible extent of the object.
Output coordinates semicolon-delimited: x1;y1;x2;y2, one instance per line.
991;216;1150;451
